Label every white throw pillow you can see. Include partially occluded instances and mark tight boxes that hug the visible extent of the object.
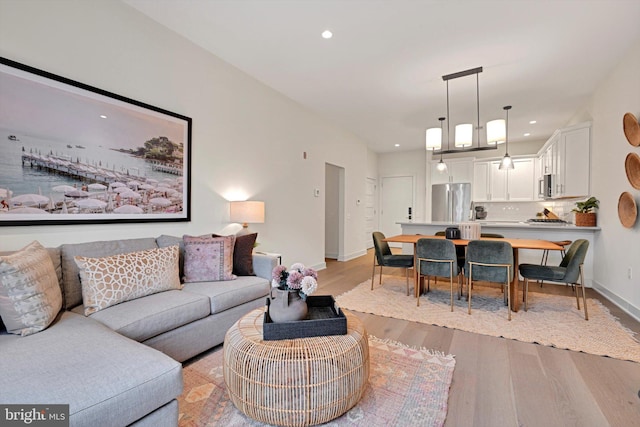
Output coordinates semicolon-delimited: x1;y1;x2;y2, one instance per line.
0;241;62;336
75;245;181;315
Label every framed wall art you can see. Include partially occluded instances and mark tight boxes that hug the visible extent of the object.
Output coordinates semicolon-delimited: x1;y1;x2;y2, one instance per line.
0;57;192;226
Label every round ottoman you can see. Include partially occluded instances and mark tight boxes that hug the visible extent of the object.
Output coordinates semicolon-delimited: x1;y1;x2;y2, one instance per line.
223;308;369;427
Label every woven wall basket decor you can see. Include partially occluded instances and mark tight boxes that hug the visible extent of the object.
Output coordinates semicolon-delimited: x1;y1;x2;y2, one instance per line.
623;112;640;147
626;152;640;190
618;191;637;229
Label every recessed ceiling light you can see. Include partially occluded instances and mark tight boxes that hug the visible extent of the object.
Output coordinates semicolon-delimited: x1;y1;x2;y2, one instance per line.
321;30;333;39
100;115;107;119
524;133;531;137
394;144;400;147
529;120;537;124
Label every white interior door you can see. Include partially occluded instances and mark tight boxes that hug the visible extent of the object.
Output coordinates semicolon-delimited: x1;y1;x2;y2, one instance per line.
364;177;377;249
380;176;413;247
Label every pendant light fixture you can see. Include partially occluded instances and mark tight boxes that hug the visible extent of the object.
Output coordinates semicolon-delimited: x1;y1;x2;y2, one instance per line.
499;105;514;170
428;67;500;155
434;117;448;173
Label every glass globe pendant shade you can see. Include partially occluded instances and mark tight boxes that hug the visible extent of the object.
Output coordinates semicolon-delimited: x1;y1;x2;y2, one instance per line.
425;127;442;150
486;119;506;145
454;124;473;147
499;153;514;170
436;158;448;173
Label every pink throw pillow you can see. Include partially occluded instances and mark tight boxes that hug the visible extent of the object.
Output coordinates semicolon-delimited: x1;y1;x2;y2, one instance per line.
183;235;236;283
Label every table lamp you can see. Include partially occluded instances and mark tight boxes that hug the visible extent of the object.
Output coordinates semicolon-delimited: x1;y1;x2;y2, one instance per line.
230;201;265;235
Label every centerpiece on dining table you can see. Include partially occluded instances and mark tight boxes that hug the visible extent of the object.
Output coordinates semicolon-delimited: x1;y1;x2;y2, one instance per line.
269;263;318;323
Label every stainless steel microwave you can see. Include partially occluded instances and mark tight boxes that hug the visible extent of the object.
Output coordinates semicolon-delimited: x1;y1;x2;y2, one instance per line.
538;174;553;199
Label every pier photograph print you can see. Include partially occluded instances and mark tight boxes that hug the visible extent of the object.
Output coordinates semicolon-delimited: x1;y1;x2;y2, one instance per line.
0;57;191;226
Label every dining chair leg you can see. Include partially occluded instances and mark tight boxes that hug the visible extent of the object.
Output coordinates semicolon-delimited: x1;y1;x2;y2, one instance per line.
506;266;511;321
379;266;383;285
449;263;454;312
371;258;376;290
524;278;529;311
579;265;588;321
467;266;472;315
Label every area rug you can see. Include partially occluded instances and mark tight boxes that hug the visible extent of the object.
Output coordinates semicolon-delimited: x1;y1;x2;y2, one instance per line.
336;276;640;363
178;336;455;427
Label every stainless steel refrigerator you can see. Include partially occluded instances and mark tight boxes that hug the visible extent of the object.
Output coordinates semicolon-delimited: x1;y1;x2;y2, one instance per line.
432;183;472;223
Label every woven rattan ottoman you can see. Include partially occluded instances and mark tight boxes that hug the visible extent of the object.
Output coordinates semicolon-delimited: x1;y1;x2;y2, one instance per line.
223;308;369;427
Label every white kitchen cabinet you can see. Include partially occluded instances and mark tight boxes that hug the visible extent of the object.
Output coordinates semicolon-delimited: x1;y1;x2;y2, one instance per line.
473;161;491;201
536;122;591;199
489;161;508;201
508;158;535;201
431;158;473;184
555;125;591;198
473;158;535;201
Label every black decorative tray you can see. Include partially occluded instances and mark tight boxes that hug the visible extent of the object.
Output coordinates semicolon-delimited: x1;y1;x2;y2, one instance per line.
263;295;347;340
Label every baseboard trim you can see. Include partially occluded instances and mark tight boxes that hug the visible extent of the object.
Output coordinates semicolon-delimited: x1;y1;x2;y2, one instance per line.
591;280;640;322
338;249;367;262
310;261;327;271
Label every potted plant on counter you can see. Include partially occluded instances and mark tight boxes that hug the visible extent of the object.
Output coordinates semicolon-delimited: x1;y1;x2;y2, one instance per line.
573;196;599;226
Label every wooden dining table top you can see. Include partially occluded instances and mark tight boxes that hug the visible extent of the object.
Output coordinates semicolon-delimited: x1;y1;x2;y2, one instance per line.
384;234;564;251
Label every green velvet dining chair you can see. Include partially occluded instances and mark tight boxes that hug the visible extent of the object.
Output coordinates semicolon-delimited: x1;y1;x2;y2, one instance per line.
371;231;414;295
464;240;514;320
519;239;589;320
416;238;460;310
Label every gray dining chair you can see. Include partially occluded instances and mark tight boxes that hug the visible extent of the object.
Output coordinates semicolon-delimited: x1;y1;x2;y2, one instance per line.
519;239;589;320
371;231;414;295
464;240;514;320
416;238;460;310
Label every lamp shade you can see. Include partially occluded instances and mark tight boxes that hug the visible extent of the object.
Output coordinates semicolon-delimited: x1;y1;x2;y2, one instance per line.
454;124;473;147
425;127;442;150
486;119;506;145
230;201;265;225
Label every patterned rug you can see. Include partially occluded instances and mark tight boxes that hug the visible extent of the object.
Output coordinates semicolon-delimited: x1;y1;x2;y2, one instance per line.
178;336;455;426
336;276;640;363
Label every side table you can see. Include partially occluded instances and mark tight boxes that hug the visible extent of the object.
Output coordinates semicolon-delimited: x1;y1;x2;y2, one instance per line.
223;308;369;427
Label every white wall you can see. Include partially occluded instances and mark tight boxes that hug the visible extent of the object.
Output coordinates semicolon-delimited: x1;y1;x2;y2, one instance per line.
584;40;640;318
0;0;370;270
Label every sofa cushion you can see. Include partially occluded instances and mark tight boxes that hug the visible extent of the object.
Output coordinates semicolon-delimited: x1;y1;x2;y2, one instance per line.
183;234;236;282
0;241;62;336
72;289;210;342
60;237;158;309
0;311;182;427
74;245;182;315
182;276;270;314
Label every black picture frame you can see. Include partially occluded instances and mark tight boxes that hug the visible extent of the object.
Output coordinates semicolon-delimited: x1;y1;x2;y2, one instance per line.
0;57;192;226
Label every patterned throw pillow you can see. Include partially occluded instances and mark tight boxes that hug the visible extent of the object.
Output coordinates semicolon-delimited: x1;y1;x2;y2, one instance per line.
75;245;181;316
213;232;257;276
183;235;236;283
0;241;63;336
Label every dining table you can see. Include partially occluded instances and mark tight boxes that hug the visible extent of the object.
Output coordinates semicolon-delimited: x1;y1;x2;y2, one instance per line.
384;234;564;312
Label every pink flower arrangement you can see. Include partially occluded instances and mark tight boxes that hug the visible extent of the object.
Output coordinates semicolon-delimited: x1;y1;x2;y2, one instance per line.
272;263;318;299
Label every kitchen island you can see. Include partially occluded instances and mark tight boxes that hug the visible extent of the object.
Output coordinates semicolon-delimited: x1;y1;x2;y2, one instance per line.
398;221;600;286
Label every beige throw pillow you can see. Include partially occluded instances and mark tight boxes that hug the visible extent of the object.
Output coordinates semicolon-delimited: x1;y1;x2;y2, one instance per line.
75;245;181;315
0;241;62;336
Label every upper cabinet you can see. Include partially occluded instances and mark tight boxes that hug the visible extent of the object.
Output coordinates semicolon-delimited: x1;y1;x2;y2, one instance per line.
537;122;591;199
473;157;535;201
431;158;473;185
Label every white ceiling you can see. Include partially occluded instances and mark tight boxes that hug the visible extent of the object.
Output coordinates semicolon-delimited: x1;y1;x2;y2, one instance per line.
124;0;640;153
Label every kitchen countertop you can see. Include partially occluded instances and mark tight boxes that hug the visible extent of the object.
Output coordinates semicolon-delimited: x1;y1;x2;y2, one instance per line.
398;221;601;231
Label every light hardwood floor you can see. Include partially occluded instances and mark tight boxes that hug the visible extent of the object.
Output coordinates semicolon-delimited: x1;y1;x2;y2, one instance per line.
317;249;640;427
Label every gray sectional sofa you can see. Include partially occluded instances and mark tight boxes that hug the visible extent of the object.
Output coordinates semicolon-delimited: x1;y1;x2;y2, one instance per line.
0;235;276;427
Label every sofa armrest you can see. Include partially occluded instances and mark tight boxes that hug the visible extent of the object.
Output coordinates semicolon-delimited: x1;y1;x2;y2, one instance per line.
252;254;278;281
